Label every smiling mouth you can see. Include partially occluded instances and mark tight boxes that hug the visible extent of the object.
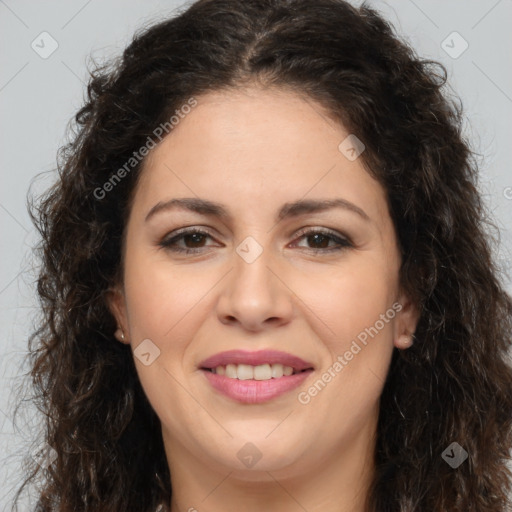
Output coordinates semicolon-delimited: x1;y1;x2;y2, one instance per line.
200;364;314;404
201;363;313;380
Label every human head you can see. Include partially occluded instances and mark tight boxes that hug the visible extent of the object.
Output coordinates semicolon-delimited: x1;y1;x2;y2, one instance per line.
20;1;512;511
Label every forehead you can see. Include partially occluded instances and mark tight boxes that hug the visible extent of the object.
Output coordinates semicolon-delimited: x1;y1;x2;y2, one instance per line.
132;87;389;224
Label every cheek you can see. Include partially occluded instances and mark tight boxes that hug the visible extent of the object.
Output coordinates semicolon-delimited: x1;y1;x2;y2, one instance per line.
294;252;399;414
301;253;398;342
123;247;209;341
293;260;397;428
121;250;207;422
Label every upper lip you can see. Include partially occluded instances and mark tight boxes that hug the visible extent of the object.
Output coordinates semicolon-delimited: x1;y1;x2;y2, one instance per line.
199;350;314;371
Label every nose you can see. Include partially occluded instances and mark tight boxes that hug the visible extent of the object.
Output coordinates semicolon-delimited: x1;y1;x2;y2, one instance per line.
216;245;294;332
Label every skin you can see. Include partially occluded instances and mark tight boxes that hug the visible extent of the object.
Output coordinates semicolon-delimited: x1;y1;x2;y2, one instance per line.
108;86;419;512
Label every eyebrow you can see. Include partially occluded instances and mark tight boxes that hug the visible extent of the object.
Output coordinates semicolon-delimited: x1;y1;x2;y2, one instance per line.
144;197;371;223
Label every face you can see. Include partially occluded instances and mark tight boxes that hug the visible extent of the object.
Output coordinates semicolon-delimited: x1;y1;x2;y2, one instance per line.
109;86;418;480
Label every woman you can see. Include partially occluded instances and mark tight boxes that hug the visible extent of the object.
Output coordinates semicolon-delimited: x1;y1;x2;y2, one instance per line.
16;0;512;510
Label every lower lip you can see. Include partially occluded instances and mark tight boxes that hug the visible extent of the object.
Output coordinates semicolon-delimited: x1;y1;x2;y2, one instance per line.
201;369;313;404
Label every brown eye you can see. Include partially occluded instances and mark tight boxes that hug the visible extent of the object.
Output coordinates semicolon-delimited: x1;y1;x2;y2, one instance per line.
291;228;353;253
159;229;216;254
159;227;353;256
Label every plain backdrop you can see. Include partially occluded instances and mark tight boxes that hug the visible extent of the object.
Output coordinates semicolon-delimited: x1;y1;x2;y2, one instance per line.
1;0;511;508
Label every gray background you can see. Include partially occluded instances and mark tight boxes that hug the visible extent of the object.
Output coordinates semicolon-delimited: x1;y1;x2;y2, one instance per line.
1;0;511;508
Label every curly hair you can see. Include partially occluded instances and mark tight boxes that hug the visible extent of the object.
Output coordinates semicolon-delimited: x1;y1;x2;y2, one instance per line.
13;0;512;510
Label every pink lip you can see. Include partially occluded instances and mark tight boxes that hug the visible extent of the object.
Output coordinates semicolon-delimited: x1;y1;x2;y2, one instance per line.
202;369;313;404
198;349;314;404
199;349;314;371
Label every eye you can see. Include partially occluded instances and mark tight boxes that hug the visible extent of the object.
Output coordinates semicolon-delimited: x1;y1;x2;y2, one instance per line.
158;227;353;255
158;228;216;254
290;228;353;253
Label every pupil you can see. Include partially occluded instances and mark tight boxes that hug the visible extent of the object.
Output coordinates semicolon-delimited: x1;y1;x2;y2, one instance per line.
185;233;205;247
308;234;328;248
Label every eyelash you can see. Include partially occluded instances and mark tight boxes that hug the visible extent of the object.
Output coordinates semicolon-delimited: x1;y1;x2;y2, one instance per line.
158;227;353;255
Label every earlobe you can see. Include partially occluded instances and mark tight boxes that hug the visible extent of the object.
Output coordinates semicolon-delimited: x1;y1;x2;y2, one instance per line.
106;286;130;344
394;290;420;350
395;332;415;350
114;328;126;342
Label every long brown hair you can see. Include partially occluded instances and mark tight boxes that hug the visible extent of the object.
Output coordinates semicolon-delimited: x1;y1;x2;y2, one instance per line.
14;0;512;510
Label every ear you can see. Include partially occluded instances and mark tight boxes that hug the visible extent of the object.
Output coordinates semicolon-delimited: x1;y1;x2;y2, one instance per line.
106;285;130;345
393;289;420;350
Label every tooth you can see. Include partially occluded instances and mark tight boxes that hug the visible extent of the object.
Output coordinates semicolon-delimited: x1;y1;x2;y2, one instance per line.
254;364;272;380
237;364;254;380
283;366;293;376
271;363;284;378
225;364;238;379
213;363;299;379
